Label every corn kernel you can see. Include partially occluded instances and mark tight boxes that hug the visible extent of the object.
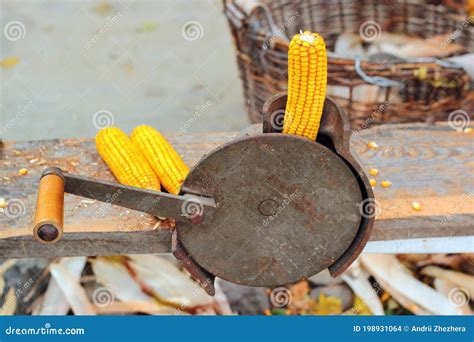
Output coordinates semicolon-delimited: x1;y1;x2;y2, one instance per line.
369;168;379;176
411;202;421;211
464;128;472;133
18;168;28;176
369;179;377;187
367;141;379;149
380;180;392;188
0;198;6;209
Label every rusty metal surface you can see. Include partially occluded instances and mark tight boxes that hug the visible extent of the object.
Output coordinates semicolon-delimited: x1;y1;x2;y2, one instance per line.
61;170;216;222
179;133;363;287
1;126;473;261
262;93;375;276
172;230;215;296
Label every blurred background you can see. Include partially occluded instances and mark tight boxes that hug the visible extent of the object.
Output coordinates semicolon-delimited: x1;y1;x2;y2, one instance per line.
1;0;247;141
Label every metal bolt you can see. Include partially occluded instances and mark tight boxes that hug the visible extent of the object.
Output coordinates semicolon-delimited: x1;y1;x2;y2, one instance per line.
258;199;279;216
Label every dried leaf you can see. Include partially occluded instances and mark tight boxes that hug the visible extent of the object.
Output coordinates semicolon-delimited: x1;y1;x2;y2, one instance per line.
290;280;310;303
0;260;16;313
308;293;343;315
50;263;96;315
351;296;372;315
96;301;181;315
361;255;462;315
40;257;87;315
342;263;384;315
0;288;16;315
0;276;4;296
270;308;288;315
214;280;234;315
434;278;472;315
0;260;16;274
375;277;432;315
397;254;430;264
421;266;474;299
308;269;343;286
127;255;213;308
92;257;151;302
310;284;353;311
416;254;466;270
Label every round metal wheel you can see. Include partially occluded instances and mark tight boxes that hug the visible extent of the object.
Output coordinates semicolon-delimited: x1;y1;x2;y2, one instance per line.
178;133;363;287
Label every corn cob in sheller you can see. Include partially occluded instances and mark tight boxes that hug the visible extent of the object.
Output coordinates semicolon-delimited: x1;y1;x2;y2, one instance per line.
95;127;161;191
132;125;189;195
283;31;327;141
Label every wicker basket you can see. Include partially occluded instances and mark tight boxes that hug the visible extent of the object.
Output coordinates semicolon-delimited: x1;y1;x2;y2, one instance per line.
224;0;474;127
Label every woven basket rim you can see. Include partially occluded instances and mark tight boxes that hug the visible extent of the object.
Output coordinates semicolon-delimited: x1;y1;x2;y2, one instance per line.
231;0;473;70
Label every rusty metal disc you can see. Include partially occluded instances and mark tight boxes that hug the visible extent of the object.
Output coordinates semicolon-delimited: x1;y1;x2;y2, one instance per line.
177;133;363;287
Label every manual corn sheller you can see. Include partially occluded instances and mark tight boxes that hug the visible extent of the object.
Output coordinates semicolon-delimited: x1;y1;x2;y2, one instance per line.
32;93;374;296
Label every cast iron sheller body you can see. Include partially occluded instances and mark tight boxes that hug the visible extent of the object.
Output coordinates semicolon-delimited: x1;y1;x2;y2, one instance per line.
33;94;374;295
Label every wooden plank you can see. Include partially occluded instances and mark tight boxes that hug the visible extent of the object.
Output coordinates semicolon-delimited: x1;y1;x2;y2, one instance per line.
0;123;473;258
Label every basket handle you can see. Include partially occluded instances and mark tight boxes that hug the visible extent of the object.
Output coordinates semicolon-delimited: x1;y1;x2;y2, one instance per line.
253;4;290;43
354;56;403;88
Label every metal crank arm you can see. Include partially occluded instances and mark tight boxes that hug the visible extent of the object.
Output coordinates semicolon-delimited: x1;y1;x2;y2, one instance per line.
63;171;216;220
32;167;216;244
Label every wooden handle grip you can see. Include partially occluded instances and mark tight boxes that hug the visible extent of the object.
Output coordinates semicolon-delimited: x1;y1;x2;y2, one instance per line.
33;168;65;244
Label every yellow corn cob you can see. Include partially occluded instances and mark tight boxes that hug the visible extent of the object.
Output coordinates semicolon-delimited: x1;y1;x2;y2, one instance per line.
283;31;327;140
96;127;161;190
131;125;189;195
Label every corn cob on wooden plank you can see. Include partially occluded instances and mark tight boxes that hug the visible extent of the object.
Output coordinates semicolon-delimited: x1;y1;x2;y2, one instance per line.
131;125;189;195
283;30;327;141
95;127;161;191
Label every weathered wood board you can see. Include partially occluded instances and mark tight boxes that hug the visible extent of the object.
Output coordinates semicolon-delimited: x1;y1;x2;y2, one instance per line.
1;123;473;258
